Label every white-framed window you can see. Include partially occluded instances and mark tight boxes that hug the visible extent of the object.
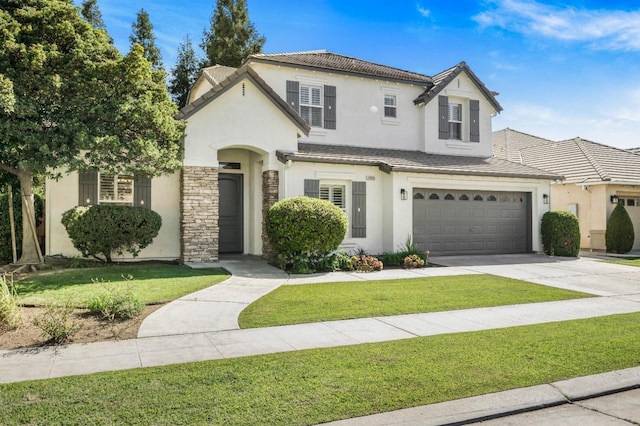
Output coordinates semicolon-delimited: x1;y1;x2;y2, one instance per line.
320;184;345;211
449;102;462;140
300;84;323;127
384;94;397;118
99;173;134;205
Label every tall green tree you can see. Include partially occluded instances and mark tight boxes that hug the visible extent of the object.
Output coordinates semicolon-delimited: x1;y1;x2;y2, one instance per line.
80;0;106;31
201;0;265;67
169;35;200;108
0;0;184;264
130;8;163;70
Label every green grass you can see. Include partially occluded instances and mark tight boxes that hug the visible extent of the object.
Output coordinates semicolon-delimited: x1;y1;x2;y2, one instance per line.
16;265;229;307
605;258;640;267
239;275;591;328
2;312;640;425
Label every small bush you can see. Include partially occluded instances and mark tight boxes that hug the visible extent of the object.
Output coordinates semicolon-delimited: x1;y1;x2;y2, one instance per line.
380;235;428;267
0;274;22;329
403;254;425;269
86;277;144;321
351;255;383;272
266;197;348;271
0;192;43;262
62;205;162;263
606;203;635;254
541;211;580;257
32;303;82;344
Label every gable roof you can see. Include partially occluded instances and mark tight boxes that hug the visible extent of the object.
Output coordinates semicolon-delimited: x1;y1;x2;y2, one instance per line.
493;128;640;184
493;128;555;163
277;143;561;180
413;62;503;113
247;50;433;85
628;147;640;155
177;65;310;136
201;65;237;86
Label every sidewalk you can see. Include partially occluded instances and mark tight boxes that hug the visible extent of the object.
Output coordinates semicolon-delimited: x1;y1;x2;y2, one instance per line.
2;254;640;424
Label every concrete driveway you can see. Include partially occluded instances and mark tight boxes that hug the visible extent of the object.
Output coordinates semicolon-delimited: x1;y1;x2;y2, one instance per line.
429;253;640;297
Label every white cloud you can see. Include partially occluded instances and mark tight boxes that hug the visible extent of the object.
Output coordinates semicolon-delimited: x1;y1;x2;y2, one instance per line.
416;4;430;18
473;0;640;51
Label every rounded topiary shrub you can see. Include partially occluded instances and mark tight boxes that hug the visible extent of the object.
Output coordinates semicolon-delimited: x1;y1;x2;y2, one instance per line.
540;211;580;257
62;205;162;263
606;203;635;254
0;192;44;262
266;196;348;269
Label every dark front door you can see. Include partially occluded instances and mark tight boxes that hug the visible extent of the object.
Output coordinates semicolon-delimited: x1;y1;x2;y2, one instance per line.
219;173;243;253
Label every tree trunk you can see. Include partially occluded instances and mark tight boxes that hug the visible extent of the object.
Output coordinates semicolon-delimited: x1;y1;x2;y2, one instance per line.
17;170;42;264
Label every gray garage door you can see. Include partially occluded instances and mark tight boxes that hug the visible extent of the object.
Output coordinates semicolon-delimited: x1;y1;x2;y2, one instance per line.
413;189;531;255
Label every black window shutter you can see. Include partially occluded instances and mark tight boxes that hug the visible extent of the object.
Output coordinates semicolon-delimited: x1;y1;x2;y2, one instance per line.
78;171;97;206
304;179;320;198
286;80;300;113
134;176;152;209
351;181;366;238
438;95;449;140
470;100;480;142
324;85;336;130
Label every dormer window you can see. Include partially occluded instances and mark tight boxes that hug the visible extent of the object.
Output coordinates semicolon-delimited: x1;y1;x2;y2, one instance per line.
448;103;462;140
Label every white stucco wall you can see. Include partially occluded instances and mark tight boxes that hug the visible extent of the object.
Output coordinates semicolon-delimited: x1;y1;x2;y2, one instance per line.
282;160;550;255
249;62;428;151
46;172;180;261
422;72;495;158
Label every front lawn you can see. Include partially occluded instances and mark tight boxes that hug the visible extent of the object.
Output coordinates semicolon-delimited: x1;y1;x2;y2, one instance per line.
605;258;640;267
1;312;639;425
15;265;229;306
239;274;591;328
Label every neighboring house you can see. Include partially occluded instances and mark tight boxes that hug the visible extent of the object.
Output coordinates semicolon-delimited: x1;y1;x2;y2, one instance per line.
493;128;640;251
46;50;559;262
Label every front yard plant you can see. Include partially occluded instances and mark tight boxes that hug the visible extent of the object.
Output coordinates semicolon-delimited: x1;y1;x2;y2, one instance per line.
32;303;82;344
266;196;347;272
62;205;162;263
350;254;383;272
540;211;580;256
606;203;635;254
0;275;22;329
86;279;145;321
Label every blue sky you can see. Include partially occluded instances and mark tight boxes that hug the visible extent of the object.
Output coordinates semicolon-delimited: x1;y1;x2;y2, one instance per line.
78;0;640;149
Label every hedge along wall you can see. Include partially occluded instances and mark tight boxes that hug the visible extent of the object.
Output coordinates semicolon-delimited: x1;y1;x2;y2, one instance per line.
0;191;44;262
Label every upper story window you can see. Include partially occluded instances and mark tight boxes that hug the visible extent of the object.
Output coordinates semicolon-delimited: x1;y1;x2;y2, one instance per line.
300;84;323;127
384;95;397;118
438;95;480;143
448;103;462;140
99;174;133;205
286;81;336;130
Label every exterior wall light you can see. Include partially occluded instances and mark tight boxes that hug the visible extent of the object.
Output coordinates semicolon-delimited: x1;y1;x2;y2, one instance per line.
542;194;549;204
400;188;408;200
610;194;619;204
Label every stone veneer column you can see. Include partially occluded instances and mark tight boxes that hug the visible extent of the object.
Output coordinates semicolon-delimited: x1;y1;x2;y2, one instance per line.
181;166;219;263
261;170;279;260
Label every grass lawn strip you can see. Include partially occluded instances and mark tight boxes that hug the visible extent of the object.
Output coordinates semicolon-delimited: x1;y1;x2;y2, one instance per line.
240;274;592;328
15;265;229;306
605;258;640;267
1;312;640;424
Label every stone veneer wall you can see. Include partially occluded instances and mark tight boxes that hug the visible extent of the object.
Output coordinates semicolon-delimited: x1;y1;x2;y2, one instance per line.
181;166;219;263
261;170;279;260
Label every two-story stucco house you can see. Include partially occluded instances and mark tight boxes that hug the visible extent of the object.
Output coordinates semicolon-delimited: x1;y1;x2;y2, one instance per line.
46;50;560;262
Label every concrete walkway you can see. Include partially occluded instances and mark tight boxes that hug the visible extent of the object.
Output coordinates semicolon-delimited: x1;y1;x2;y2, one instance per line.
2;253;640;424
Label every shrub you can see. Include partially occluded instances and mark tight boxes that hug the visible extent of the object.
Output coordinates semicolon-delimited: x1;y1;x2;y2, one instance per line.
0;274;22;329
380;235;428;267
540;211;580;257
311;251;353;273
62;205;162;263
606;203;635;254
32;303;82;344
0;192;43;262
403;254;425;269
266;196;348;270
351;255;383;272
87;281;144;321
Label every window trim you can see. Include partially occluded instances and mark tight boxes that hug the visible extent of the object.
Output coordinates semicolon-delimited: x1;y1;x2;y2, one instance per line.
299;84;323;128
448;102;463;141
98;173;134;205
384;94;397;118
